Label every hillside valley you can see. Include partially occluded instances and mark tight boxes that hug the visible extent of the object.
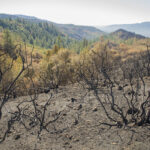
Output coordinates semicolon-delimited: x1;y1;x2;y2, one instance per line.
97;22;150;37
0;13;150;150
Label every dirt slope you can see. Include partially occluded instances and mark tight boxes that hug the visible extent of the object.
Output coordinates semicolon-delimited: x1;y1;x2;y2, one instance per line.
0;84;150;150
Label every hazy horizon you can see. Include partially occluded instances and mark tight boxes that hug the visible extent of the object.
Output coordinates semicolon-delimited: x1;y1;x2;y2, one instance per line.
0;0;150;26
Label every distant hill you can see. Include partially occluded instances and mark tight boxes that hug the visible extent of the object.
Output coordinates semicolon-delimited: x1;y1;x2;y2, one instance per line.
0;15;66;48
0;14;104;40
56;24;104;40
110;29;145;40
97;22;150;37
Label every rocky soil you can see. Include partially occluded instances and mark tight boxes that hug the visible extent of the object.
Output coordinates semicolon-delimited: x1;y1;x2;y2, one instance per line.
0;83;150;150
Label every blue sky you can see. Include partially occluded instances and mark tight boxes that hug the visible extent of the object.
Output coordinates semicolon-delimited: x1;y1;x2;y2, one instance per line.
0;0;150;26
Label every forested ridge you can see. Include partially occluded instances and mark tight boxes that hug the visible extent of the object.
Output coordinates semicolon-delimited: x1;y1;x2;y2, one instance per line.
0;14;103;52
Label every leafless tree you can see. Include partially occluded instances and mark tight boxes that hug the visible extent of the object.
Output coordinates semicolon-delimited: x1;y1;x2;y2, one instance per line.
77;43;150;128
0;43;76;143
0;43;33;120
0;42;34;142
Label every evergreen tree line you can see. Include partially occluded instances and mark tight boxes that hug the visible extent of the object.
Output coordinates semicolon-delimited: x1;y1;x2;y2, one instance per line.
0;18;97;52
